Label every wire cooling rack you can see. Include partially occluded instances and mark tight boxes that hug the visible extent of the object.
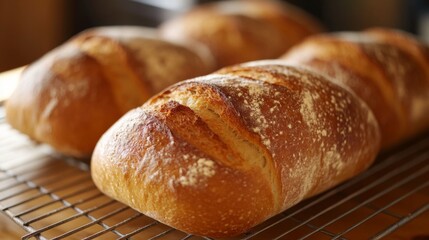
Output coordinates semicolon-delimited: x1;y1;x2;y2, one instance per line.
0;111;428;240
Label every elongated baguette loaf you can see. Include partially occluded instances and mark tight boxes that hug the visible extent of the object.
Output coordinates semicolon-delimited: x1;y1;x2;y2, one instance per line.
5;26;213;158
91;63;380;237
159;0;322;68
282;28;429;148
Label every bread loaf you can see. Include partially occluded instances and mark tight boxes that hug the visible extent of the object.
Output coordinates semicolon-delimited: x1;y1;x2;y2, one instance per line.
91;62;380;237
282;28;429;148
5;26;213;158
159;0;322;68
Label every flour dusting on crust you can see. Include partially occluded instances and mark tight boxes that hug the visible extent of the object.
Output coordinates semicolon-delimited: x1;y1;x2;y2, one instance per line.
300;91;318;127
178;158;216;186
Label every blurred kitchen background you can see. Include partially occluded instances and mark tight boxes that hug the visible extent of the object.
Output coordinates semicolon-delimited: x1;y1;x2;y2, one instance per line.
1;0;429;72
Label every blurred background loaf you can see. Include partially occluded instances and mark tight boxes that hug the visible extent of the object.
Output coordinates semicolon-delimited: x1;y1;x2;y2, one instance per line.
2;0;429;72
159;0;323;68
281;29;429;149
5;26;213;158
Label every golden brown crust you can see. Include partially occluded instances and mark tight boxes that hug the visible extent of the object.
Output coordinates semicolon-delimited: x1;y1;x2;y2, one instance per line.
92;103;276;237
159;0;322;68
215;63;380;198
282;30;429;148
365;28;429;71
91;63;380;237
5;26;212;158
5;44;123;156
364;28;429;138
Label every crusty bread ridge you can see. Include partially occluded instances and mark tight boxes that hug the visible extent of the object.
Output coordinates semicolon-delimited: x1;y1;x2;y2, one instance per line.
91;63;380;237
282;29;429;148
5;26;212;158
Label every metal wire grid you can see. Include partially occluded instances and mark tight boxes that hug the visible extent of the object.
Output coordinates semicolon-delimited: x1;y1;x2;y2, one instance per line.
0;114;428;239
